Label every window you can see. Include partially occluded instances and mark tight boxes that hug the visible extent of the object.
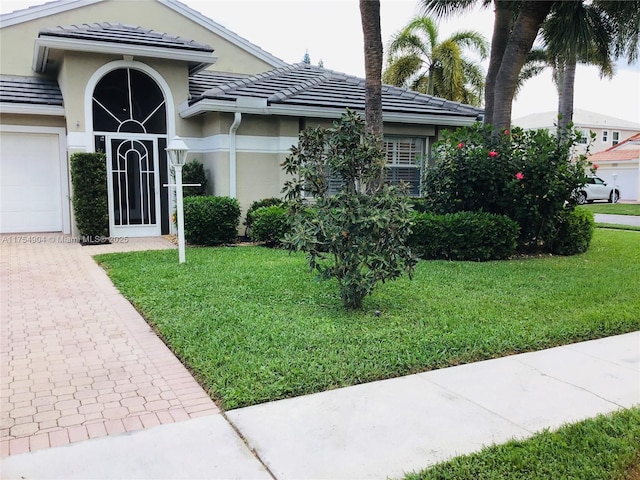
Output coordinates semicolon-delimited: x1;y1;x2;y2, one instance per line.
612;131;620;145
326;136;425;196
384;137;424;196
93;68;166;134
602;130;608;143
577;130;588;144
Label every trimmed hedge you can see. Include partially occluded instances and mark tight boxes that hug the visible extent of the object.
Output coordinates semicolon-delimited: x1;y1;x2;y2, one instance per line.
70;152;109;241
251;205;289;246
244;197;284;233
182;196;240;246
550;208;595;255
181;160;208;197
409;211;519;261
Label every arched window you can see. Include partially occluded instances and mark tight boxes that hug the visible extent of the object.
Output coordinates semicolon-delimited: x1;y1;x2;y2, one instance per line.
92;68;166;134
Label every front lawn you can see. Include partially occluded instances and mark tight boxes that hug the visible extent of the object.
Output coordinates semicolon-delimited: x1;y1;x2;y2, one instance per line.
95;229;640;410
580;203;640;215
406;407;640;480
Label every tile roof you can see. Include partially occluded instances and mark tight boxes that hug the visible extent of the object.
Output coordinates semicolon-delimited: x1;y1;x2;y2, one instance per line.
589;132;640;162
38;22;214;53
190;64;483;118
514;109;640;130
0;75;63;106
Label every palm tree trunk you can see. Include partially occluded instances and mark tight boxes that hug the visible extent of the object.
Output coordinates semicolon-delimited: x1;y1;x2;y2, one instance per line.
484;0;513;126
492;1;555;132
557;58;576;131
555;61;564;118
359;0;384;136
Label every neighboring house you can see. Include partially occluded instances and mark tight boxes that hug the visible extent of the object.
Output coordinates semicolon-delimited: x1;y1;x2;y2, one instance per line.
588;133;640;202
513;109;640;157
0;0;482;237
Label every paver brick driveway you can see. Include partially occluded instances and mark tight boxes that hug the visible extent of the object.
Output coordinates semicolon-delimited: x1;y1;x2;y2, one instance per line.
0;235;219;457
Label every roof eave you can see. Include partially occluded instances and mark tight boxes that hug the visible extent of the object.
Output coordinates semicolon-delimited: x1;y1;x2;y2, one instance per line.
0;0;102;28
32;36;217;73
0;102;65;116
180;98;479;126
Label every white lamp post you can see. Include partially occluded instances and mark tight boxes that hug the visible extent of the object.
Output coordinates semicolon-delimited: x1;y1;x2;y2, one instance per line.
166;136;189;264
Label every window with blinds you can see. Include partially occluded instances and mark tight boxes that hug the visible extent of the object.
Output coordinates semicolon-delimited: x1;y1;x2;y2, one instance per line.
384;137;424;196
321;136;425;196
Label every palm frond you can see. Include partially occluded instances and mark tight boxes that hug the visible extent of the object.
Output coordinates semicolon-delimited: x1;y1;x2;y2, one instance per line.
419;0;485;19
446;30;490;59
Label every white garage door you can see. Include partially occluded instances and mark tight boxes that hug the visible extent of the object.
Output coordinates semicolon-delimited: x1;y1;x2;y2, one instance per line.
1;129;65;233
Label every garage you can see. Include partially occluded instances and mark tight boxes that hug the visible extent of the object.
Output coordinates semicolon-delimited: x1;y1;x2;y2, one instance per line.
0;126;69;234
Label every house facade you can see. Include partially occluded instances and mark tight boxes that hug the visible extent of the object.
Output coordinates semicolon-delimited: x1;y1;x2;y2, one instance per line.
0;0;482;237
513;109;640;157
588;133;640;202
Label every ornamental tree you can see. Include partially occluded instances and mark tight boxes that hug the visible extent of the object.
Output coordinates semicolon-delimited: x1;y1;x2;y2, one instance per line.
282;110;417;309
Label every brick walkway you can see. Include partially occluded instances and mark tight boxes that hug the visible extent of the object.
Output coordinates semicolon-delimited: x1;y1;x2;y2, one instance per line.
0;235;219;457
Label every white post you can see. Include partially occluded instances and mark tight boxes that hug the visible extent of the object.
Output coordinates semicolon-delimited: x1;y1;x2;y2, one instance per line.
612;172;618;204
166;136;189;264
175;163;186;264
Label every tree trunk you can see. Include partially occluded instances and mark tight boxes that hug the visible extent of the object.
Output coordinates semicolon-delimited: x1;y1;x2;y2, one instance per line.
484;0;513;126
555;61;564;119
557;58;576;131
492;1;555;132
359;0;384;136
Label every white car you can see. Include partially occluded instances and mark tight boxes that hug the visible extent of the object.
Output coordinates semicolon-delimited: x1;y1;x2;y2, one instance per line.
576;176;621;204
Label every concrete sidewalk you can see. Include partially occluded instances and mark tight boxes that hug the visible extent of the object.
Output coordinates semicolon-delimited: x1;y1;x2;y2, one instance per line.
3;331;638;480
594;213;640;226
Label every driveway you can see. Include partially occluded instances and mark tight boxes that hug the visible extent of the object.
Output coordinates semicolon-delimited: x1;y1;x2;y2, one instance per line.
0;235;219;456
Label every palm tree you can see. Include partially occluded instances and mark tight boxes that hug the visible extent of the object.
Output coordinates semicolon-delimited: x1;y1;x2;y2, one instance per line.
382;16;488;106
421;0;555;131
540;1;613;130
421;0;639;132
359;0;384;136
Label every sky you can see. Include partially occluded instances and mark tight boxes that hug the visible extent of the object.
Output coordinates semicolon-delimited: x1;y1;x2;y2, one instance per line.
2;0;639;123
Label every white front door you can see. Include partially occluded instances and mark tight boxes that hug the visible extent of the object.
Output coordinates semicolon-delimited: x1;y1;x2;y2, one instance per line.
106;136;161;237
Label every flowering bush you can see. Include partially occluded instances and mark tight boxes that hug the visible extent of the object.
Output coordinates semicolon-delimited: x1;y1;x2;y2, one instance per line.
422;123;590;252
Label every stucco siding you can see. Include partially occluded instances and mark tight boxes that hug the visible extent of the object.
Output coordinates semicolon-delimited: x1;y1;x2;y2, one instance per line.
0;0;275;77
0;113;66;128
236;152;282;213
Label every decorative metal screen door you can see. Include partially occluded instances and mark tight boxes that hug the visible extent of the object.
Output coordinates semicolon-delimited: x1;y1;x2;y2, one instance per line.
93;67;168;237
106;136;161;237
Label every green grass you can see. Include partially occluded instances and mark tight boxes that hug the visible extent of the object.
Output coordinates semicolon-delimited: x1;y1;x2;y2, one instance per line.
95;229;640;410
405;407;640;480
579;203;640;215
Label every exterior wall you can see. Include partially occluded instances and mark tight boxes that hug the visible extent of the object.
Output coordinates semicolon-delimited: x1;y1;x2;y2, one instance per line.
594;162;640;202
57;52;199;149
0;0;275;77
0;113;66;128
194;111;446;227
575;127;639;157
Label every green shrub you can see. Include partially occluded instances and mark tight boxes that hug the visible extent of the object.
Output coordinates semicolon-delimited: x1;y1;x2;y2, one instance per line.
408;197;432;213
251;206;289;246
182;196;240;246
423;123;590;252
70;152;109;242
409;211;519;261
550;208;595;255
282;110;417;309
244;197;283;233
181;160;208;197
